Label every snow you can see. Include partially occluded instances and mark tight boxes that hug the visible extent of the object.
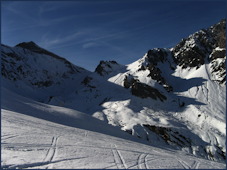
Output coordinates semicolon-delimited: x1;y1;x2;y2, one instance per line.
1;87;226;169
96;49;226;162
1;44;90;103
171;62;226;160
215;47;226;51
1;31;226;168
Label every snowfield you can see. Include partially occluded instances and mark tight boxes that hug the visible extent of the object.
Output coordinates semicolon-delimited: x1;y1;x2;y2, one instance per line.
1;88;226;169
1;20;226;169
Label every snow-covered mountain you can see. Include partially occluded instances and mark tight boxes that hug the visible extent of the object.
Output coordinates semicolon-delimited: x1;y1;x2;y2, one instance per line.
1;42;90;101
1;19;226;168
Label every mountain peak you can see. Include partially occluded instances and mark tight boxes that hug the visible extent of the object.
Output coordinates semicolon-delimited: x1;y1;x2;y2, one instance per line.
15;41;63;60
95;60;121;76
15;41;76;68
15;41;41;50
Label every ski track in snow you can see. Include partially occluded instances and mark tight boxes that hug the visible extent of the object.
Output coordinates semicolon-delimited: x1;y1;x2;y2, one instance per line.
177;158;200;169
192;161;200;169
111;144;128;169
1;107;226;169
1;135;19;140
2;157;86;169
138;153;149;169
42;136;59;168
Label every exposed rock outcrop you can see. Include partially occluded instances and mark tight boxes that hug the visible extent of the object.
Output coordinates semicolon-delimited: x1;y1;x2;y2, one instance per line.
95;60;119;76
123;75;167;101
138;48;173;92
172;19;226;85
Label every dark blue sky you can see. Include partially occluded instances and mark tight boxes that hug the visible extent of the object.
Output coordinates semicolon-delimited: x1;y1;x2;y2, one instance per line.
2;0;226;71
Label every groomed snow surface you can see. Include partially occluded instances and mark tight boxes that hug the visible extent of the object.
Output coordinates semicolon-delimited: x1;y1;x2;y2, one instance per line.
1;88;226;169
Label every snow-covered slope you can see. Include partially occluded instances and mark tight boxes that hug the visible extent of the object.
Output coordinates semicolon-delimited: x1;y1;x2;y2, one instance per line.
1;19;226;167
89;20;226;162
1;87;225;169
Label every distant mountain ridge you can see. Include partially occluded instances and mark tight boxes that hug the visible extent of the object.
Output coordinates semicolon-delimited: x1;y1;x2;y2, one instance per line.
1;19;226;163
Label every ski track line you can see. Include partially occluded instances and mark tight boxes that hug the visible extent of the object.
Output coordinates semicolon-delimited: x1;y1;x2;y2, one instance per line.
111;144;128;169
177;159;189;169
138;153;145;169
177;158;200;169
3;157;87;169
1;134;14;138
191;160;200;169
138;153;149;169
1;135;19;141
144;154;149;169
43;136;59;164
128;156;162;169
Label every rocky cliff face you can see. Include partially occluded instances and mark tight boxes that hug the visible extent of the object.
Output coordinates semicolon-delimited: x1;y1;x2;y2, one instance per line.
138;48;174;92
123;74;167;101
172;19;226;84
95;60;121;76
